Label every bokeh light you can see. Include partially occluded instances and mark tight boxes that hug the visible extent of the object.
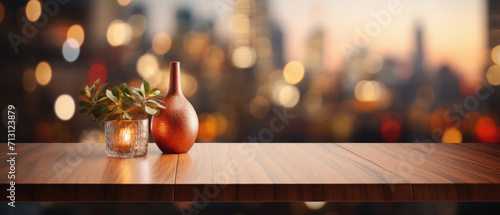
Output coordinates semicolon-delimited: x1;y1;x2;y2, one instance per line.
381;120;401;142
117;0;132;7
302;89;323;112
3;0;498;146
88;63;107;86
475;117;498;143
22;69;37;92
304;202;325;210
106;20;132;47
181;73;198;97
54;94;75;121
442;127;462;143
249;96;270;118
283;61;305;85
459;77;478;96
253;37;272;57
198;113;217;142
278;85;300;108
229;13;250;34
362;53;383;74
67;24;85;46
0;2;5;24
486;65;500;86
35;61;52;86
381;112;402;142
136;53;158;79
62;38;80;62
415;85;435;109
232;46;256;69
152;32;172;55
354;80;383;102
491;45;500;65
429;108;446;130
202;45;225;77
128;14;147;37
271;81;286;105
213;112;228;135
25;0;41;22
34;123;52;142
183;30;210;59
463;111;482;134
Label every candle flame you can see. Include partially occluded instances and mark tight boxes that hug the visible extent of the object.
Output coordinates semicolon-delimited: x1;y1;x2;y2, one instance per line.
120;127;132;147
124;130;131;142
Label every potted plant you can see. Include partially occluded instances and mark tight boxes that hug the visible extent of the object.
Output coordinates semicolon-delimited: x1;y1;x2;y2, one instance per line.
79;79;166;157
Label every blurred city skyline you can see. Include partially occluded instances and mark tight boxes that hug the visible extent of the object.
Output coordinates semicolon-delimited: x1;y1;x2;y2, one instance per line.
0;0;497;144
134;0;486;77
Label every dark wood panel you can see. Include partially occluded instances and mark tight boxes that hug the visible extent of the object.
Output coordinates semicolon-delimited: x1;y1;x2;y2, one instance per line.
1;184;174;201
412;184;500;201
175;143;411;201
174;184;410;201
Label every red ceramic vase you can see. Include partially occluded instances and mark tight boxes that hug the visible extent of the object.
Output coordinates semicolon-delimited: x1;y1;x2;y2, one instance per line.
151;61;199;153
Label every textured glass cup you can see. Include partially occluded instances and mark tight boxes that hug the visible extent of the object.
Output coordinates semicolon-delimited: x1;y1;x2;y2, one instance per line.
105;119;148;157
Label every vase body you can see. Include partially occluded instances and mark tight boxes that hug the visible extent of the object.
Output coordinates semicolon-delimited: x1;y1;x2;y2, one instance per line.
105;119;149;157
151;61;199;153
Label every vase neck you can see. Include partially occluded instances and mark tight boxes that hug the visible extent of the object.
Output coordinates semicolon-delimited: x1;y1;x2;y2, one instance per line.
169;61;182;95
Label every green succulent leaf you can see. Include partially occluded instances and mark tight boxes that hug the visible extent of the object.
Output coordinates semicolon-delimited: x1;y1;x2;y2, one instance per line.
121;95;132;103
97;83;107;95
130;87;143;99
106;90;119;103
145;100;166;109
119;83;132;95
142;80;150;94
124;112;132;120
119;82;127;91
148;88;161;97
97;96;108;102
93;104;108;113
85;86;91;98
89;85;96;98
111;87;120;98
145;105;158;115
79;100;91;107
80;79;166;122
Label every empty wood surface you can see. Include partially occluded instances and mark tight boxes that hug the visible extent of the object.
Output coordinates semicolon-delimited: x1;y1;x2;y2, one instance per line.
0;143;177;201
1;143;499;201
338;143;500;201
174;143;410;201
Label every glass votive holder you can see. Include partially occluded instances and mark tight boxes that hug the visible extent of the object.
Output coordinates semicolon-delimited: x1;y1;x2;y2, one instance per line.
105;119;148;157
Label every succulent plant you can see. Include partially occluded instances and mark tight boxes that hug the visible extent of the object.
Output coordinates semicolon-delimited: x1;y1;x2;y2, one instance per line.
79;79;166;122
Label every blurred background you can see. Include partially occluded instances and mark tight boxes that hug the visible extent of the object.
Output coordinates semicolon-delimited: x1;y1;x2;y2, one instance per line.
0;0;499;143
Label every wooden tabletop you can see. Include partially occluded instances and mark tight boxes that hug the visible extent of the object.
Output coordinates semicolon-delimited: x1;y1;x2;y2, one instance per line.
1;143;499;201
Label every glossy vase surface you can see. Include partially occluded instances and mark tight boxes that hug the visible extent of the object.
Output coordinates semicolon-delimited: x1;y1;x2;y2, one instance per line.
151;61;198;153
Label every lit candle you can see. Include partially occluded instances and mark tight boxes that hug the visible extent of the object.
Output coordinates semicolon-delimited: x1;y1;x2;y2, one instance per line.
118;127;133;153
105;119;148;157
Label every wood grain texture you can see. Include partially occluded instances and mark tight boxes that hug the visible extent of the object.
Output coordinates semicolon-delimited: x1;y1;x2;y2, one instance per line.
338;143;500;201
2;143;499;201
174;143;410;201
0;143;177;201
